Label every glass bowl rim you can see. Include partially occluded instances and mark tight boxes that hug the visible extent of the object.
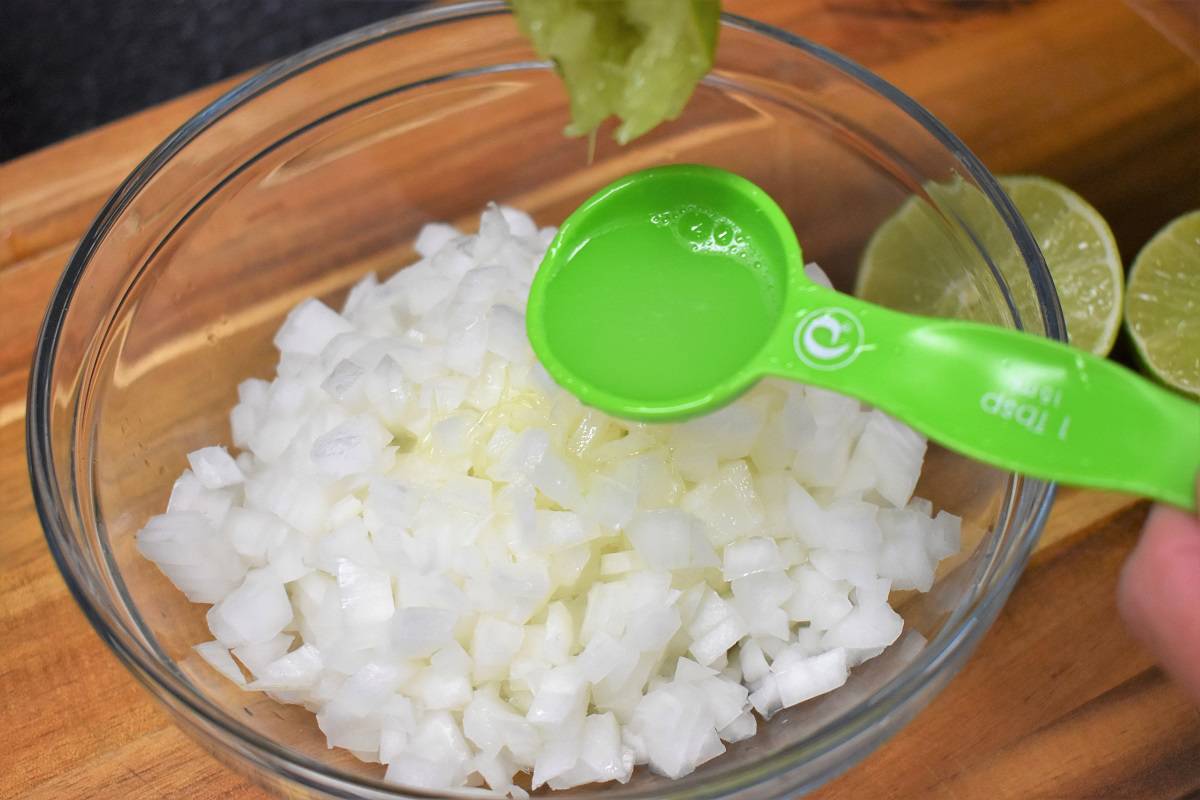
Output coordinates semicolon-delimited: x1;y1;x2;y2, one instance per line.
26;2;1063;797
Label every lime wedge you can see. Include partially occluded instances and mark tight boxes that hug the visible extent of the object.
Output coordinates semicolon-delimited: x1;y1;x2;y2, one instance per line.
1125;210;1200;399
1000;176;1123;355
512;0;719;144
855;175;1122;355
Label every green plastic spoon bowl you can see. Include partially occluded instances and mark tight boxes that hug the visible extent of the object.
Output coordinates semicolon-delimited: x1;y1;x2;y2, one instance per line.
526;164;1200;511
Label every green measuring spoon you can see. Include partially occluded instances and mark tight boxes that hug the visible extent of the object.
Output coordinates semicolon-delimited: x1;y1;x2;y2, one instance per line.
526;164;1200;511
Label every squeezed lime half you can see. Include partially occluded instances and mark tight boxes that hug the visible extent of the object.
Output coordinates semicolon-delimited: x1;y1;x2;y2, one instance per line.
512;0;719;143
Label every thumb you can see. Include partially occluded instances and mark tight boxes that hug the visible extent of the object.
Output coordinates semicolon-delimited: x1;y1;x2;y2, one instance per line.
1118;500;1200;703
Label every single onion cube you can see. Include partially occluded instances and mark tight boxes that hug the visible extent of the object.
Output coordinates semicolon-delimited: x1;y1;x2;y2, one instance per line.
187;446;245;489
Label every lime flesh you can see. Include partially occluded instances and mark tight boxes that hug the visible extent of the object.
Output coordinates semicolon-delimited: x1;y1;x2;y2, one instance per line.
855;175;1122;355
1125;210;1200;399
1001;176;1123;355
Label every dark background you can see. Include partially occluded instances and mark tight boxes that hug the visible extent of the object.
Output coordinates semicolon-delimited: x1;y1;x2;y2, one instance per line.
0;0;428;162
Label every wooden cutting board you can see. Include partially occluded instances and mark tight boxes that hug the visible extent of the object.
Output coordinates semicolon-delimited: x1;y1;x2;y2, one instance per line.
1;1;1198;797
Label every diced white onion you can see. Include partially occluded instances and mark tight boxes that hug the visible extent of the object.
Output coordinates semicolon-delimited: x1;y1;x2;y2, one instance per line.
137;208;962;795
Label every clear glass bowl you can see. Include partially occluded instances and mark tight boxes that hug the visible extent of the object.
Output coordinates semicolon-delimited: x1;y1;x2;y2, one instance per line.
27;3;1062;798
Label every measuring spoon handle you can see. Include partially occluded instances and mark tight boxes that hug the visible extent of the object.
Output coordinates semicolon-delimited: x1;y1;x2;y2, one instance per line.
757;284;1199;510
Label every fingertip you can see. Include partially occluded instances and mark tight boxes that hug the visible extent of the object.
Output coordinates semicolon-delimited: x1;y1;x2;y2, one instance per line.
1118;502;1200;702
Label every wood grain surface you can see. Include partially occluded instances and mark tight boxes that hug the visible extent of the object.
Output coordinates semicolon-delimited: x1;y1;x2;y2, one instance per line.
2;1;1199;798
